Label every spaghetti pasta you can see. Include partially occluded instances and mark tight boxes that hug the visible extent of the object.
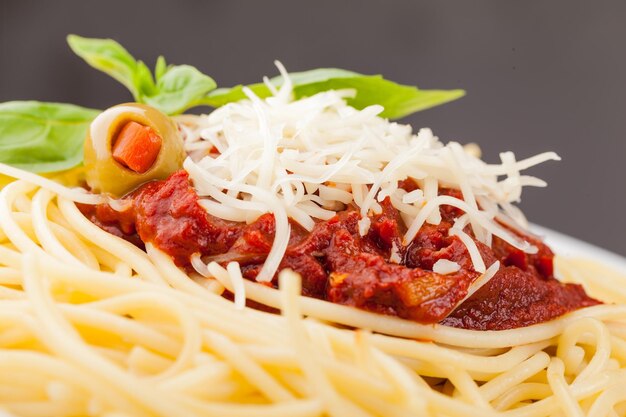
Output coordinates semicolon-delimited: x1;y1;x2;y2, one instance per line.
0;50;625;416
0;175;625;416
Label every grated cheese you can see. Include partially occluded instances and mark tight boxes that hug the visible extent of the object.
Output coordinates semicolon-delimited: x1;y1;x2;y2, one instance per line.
389;242;402;264
175;62;559;282
433;259;462;275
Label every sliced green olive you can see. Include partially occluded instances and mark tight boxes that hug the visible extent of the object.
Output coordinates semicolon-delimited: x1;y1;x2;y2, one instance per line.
84;103;185;197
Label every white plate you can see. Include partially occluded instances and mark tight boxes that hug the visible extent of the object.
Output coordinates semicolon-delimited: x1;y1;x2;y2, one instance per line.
531;224;626;275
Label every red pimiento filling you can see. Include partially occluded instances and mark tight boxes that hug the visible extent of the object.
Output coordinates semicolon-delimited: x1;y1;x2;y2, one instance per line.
112;121;162;174
79;171;599;330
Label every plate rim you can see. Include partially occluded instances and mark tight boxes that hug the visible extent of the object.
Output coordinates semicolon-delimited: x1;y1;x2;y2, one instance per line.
531;223;626;275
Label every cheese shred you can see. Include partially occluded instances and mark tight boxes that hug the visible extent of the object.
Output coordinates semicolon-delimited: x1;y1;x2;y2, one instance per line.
176;63;559;280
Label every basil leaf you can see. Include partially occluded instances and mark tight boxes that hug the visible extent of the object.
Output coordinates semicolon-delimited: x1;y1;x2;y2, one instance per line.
293;75;465;119
67;34;142;97
143;63;218;115
204;68;464;119
203;68;360;107
67;35;216;115
154;55;168;81
134;60;158;98
0;101;99;173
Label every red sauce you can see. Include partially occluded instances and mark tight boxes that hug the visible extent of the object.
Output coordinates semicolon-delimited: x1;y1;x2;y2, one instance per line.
80;171;599;330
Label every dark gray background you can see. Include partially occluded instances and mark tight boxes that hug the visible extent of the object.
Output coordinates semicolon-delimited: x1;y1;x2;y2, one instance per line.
1;1;625;255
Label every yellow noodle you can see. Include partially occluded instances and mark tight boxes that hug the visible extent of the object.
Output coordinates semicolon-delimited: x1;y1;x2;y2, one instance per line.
0;178;624;417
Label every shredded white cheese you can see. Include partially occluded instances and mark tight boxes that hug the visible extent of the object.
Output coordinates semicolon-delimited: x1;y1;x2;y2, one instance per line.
389;242;402;264
176;62;559;282
433;259;462;275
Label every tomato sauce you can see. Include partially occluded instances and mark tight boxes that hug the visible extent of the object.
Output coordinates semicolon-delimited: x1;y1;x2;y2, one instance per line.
80;171;599;330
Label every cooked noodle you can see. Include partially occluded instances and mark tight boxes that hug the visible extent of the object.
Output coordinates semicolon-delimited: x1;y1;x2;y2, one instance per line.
0;171;626;417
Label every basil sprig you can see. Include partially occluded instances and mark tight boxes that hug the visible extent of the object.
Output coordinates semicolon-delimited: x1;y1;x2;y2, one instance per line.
204;68;464;119
0;101;99;172
0;35;465;174
67;35;218;116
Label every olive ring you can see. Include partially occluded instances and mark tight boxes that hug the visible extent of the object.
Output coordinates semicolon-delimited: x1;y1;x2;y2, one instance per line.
84;103;185;197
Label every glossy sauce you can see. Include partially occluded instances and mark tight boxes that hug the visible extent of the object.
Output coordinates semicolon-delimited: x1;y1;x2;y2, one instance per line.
80;171;599;330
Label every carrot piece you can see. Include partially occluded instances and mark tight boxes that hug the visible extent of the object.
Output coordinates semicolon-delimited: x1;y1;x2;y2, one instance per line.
112;121;162;173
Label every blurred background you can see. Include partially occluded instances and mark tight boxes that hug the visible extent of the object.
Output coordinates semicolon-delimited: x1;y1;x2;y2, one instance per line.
1;0;625;255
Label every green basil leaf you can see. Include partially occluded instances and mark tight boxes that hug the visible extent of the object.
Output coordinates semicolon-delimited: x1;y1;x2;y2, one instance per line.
203;68;360;107
0;101;100;173
67;35;216;115
201;85;271;108
134;60;158;97
143;64;217;115
292;75;465;119
67;34;144;98
204;68;464;119
154;55;168;81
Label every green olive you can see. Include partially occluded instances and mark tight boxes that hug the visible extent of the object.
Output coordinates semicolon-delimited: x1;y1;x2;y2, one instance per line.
84;103;185;197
